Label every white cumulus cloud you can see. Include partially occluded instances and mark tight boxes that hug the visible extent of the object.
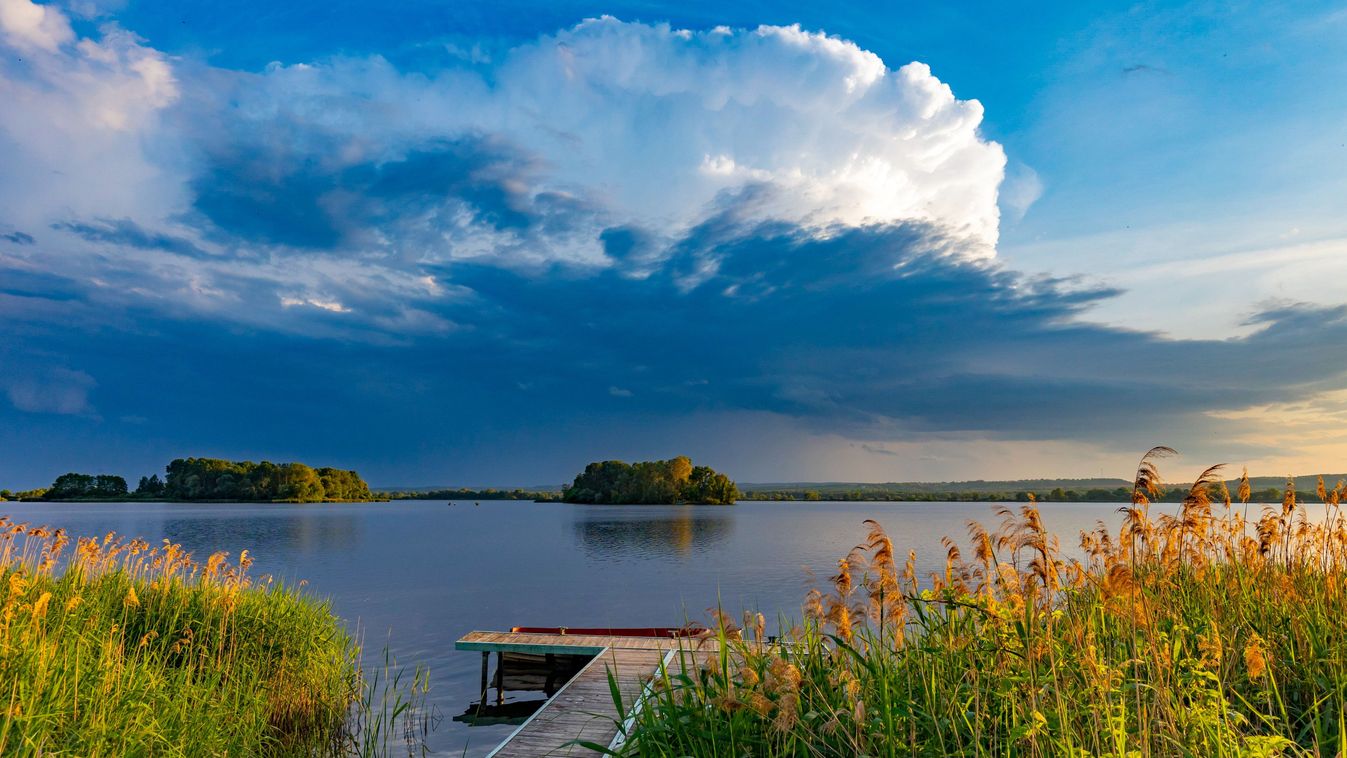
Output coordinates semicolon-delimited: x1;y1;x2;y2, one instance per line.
0;12;1009;339
0;0;72;52
494;19;1005;254
0;0;181;230
230;17;1007;265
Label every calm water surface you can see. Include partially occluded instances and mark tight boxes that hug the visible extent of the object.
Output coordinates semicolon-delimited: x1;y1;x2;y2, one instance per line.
2;498;1164;755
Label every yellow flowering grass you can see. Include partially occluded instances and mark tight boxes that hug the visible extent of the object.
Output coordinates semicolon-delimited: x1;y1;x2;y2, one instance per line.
626;449;1347;757
0;518;399;756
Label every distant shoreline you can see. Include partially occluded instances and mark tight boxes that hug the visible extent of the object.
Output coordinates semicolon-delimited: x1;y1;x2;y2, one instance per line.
2;497;391;504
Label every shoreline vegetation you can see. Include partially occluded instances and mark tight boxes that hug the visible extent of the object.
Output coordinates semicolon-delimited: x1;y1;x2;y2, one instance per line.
375;474;1335;505
0;518;429;755
738;482;1308;502
380;487;564;502
561;457;739;505
11;466;1341;507
2;457;383;503
624;448;1347;756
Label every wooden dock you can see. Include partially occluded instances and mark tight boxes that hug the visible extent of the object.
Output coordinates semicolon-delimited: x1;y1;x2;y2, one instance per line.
455;630;715;756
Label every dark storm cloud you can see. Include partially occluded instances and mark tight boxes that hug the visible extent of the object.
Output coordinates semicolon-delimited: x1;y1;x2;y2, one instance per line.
428;220;1347;442
189;136;600;255
9;117;1347;460
4;99;1346;484
5;207;1347;485
2;231;34;245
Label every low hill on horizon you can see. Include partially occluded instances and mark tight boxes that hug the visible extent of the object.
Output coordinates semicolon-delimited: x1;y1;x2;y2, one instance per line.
738;472;1347;500
747;473;1347;490
739;478;1132;494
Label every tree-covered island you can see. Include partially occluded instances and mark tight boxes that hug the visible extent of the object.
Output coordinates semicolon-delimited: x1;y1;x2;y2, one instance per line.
5;457;378;503
562;456;739;504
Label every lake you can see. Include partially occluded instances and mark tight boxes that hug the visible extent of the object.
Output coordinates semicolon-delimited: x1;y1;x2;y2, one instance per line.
0;498;1185;755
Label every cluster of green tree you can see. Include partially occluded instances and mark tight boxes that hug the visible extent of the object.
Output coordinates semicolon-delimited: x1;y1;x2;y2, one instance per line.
44;473;130;500
135;475;166;497
20;458;377;503
162;458;374;502
379;488;563;501
0;488;49;501
36;474;167;500
562;456;739;505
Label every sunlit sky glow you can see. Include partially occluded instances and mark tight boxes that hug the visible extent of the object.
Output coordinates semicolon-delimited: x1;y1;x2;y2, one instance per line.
2;0;1346;487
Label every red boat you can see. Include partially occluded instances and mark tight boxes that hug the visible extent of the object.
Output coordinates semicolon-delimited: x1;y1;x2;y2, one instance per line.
510;625;705;638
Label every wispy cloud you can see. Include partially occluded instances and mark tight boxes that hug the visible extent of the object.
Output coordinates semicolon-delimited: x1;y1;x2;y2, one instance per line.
5;367;96;416
53;218;210;259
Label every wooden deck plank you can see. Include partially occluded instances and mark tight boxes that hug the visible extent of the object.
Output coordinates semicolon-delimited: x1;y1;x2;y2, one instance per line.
461;630;723;756
486;647;666;757
456;630;718;656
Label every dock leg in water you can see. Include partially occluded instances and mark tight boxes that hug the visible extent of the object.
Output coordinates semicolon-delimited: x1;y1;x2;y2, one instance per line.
494;651;505;706
480;652;489;703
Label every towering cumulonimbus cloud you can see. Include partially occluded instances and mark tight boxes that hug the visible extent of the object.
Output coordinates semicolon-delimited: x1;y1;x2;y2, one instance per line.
1;6;1012;336
223;18;1007;267
0;7;1009;333
0;4;1012;281
489;19;1007;256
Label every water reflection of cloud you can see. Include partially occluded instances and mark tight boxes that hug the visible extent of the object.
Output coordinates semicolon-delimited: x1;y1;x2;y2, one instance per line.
573;508;734;560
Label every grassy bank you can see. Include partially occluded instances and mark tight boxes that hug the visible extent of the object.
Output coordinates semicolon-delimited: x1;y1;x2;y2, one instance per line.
0;517;425;755
626;449;1347;757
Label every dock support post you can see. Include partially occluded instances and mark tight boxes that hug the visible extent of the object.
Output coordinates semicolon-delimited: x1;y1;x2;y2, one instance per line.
544;653;557;696
480;652;489;701
494;651;504;705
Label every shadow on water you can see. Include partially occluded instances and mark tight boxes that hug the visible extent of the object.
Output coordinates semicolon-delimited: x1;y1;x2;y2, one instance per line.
452;699;546;727
573;507;734;559
453;652;591;727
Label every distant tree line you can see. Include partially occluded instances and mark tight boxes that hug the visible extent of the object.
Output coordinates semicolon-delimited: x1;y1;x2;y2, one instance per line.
5;458;376;502
742;489;1034;502
563;457;739;505
0;466;1310;506
741;485;1295;503
380;488;562;502
742;487;1124;502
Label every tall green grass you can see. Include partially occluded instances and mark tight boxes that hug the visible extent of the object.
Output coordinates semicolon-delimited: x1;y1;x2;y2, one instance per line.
0;518;430;756
625;449;1347;757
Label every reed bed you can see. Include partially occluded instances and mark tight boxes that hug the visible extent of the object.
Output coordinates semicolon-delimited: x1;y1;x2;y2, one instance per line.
0;517;429;756
625;448;1347;757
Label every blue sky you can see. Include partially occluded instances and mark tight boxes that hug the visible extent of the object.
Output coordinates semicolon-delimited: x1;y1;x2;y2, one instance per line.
2;0;1346;488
